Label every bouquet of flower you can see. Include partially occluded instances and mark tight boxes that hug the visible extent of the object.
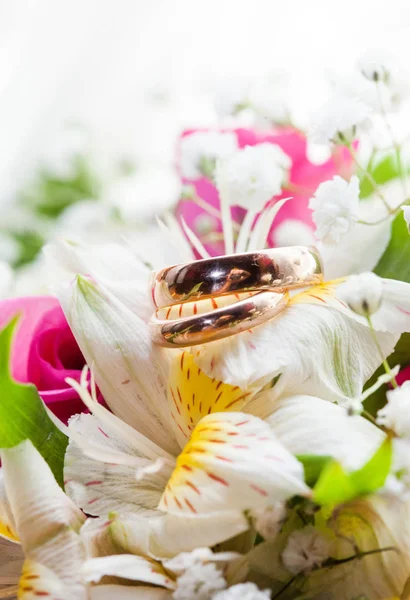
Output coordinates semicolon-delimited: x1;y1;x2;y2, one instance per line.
2;52;410;600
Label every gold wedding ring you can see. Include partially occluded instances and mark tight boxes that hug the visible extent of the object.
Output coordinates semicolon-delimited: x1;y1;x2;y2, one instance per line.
150;246;323;347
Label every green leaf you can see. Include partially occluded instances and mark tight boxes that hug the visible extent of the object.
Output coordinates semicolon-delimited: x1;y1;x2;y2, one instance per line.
350;436;392;493
0;317;68;486
296;454;333;487
313;437;392;506
313;461;356;506
360;154;399;198
374;210;410;282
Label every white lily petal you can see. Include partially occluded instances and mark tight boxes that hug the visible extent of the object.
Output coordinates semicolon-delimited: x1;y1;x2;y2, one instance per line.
91;585;172;600
107;511;249;560
192;286;397;402
57;275;179;455
65;414;175;517
0;537;23;586
157;214;195;264
83;555;175;589
265;395;385;470
0;470;18;543
159;412;309;515
46;239;153;319
2;441;86;597
17;559;78;600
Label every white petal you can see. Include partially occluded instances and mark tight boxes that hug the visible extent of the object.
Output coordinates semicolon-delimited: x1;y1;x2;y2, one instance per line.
91;585;172;600
159;412;309;515
0;537;23;586
57;275;179;455
107;511;249;560
2;441;86;596
0;469;18;543
192;285;397;402
265;395;385;470
65;414;174;517
46;239;153;319
17;559;82;600
83;555;175;589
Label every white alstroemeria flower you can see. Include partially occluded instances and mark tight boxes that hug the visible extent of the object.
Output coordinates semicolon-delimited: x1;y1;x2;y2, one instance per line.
338;271;383;317
403;205;410;232
180;132;238;180
215;144;291;211
310;93;371;145
281;526;332;575
63;372;308;539
309;175;360;244
377;381;410;436
1;440;87;599
50;237;410;408
213;582;271;599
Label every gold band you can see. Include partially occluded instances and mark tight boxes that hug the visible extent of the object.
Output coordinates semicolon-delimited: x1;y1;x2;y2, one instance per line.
150;291;288;347
151;246;323;309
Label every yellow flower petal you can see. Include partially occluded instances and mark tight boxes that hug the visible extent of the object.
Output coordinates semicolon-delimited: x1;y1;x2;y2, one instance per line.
167;351;252;446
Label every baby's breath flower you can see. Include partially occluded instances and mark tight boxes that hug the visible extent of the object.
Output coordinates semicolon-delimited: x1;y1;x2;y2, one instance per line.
281;526;332;575
214;78;250;118
215;143;291;211
252;502;286;540
213;583;271;599
310;93;371;145
309;175;360;244
357;49;392;83
377;381;410;436
172;561;226;600
338;272;383;317
180;131;238;180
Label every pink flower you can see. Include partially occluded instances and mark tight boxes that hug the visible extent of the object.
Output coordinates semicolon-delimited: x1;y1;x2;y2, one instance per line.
177;127;351;255
397;365;410;386
0;296;87;422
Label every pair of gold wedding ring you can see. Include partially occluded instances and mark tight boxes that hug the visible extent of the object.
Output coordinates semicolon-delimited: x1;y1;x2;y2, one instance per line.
150;246;323;347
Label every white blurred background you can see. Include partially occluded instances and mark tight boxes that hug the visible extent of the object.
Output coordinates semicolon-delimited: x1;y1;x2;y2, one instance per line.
0;0;409;296
1;0;410;199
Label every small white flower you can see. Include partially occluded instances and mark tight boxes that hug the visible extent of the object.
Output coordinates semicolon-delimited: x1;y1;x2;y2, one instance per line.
172;561;226;600
252;503;286;540
281;525;332;575
377;381;410;436
338;272;383;317
402;206;410;232
180;131;238;180
213;583;271;599
215;143;291;211
357;49;392;83
309;175;360;244
310;93;371;144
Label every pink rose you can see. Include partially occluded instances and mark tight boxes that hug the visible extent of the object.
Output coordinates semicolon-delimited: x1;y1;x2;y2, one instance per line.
0;296;87;422
396;365;410;386
177;127;351;255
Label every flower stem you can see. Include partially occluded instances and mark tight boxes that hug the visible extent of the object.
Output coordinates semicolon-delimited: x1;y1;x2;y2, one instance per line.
366;315;398;388
347;143;394;214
